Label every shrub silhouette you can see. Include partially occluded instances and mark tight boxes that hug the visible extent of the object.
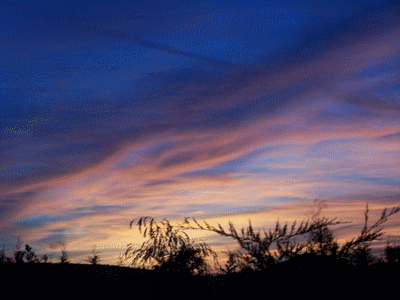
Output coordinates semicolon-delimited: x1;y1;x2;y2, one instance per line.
157;244;215;275
125;217;217;275
1;240;47;264
305;200;339;256
24;244;40;263
59;244;70;264
1;203;400;299
0;248;4;263
85;245;102;265
181;215;342;272
0;240;49;264
14;237;25;263
40;254;50;263
179;204;400;272
335;204;400;265
126;204;400;274
122;205;400;299
0;244;13;263
385;241;400;264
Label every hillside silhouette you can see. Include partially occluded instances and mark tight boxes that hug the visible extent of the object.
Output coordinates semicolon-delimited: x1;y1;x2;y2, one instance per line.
2;203;400;299
2;260;399;299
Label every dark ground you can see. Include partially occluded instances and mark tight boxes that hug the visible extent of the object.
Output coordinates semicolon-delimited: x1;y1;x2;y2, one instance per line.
1;261;399;299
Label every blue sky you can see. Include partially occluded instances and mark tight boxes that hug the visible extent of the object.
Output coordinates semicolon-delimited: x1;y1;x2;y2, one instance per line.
1;0;400;263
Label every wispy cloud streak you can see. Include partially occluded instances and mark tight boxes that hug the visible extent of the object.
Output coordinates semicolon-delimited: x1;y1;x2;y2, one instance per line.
1;0;400;263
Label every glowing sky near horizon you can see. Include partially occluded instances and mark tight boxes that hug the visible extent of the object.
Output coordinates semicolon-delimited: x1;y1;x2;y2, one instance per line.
1;0;400;263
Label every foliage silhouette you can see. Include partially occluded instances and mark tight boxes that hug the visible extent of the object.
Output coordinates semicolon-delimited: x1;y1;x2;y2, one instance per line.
335;205;400;264
125;204;400;274
85;245;101;265
179;203;400;271
24;244;40;263
385;240;400;264
116;252;125;267
14;237;25;263
305;200;339;256
40;254;50;263
0;244;12;263
1;203;400;299
180;213;343;271
125;216;218;275
0;240;49;264
123;206;400;299
59;244;70;264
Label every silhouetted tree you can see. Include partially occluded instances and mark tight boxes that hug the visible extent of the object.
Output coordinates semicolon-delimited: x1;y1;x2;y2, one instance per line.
0;245;14;263
59;244;69;264
218;249;264;274
158;244;215;275
0;245;7;263
384;240;400;264
85;246;101;265
130;204;400;274
182;204;400;271
181;215;342;272
336;205;400;265
125;217;218;275
40;254;50;263
14;237;25;263
306;200;339;256
24;244;40;263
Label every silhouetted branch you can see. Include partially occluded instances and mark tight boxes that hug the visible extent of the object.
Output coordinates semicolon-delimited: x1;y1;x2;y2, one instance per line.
338;205;400;261
129;203;400;273
182;215;344;270
13;237;25;263
126;217;218;274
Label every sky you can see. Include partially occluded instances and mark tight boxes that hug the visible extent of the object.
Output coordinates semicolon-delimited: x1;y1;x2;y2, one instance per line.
1;0;400;264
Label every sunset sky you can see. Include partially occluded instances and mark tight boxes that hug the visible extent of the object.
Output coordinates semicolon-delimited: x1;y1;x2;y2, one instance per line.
1;0;400;264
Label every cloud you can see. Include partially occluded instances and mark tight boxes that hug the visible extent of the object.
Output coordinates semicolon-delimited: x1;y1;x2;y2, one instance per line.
374;131;400;143
1;1;237;69
1;0;400;263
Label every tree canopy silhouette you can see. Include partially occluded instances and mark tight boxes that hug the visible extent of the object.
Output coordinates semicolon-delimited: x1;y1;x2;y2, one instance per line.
59;244;70;264
124;217;218;275
180;204;400;271
126;203;400;273
85;245;101;265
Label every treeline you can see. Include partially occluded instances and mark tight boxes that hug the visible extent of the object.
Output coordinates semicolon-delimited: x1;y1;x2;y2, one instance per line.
0;240;100;265
1;238;51;264
1;203;400;299
123;203;400;274
2;203;400;273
